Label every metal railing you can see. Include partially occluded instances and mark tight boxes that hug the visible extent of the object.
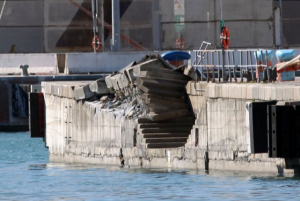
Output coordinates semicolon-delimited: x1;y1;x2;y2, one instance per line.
192;49;273;83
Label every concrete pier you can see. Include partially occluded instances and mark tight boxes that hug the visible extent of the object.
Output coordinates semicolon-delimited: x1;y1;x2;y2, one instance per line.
40;76;300;175
0;75;105;131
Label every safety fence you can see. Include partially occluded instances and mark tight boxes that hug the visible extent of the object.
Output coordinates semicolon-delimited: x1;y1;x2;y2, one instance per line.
192;49;274;83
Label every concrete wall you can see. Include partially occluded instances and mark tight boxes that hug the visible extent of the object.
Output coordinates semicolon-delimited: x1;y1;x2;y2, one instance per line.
45;94;137;160
65;52;152;74
45;79;300;174
0;54;58;75
184;81;300;173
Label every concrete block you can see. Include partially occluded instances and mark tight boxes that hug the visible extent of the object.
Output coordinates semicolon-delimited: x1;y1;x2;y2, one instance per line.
264;87;272;100
233;85;242;99
116;74;126;89
222;84;229;98
190;82;197;95
186;81;192;95
133;59;164;76
121;74;129;88
105;75;113;88
183;65;197;80
282;86;294;101
118;61;136;74
195;82;206;96
271;86;277;100
247;85;259;100
252;85;260;100
148;109;190;122
294;86;300;101
125;67;136;82
258;85;265;100
141;71;190;83
136;78;185;91
241;84;248;100
206;84;216;98
215;84;222;98
74;85;95;100
89;79;110;95
275;87;283;101
110;74;122;91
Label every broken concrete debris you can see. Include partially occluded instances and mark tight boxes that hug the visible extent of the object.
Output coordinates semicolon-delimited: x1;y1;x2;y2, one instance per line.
43;54;195;148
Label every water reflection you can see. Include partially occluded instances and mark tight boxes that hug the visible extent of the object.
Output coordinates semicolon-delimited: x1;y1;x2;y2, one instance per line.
2;133;300;201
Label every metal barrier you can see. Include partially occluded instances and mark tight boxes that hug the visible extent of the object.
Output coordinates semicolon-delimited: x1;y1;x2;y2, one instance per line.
192;49;273;83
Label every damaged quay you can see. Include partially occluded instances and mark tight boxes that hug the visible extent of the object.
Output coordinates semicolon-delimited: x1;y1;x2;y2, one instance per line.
30;51;300;175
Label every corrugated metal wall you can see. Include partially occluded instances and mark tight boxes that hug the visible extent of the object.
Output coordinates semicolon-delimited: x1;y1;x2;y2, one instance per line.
281;0;300;47
0;0;300;53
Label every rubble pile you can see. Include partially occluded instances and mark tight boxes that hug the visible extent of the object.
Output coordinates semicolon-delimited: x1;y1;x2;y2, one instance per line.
82;54;195;148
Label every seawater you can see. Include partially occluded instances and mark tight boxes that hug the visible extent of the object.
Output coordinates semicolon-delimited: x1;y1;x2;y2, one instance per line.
1;132;300;201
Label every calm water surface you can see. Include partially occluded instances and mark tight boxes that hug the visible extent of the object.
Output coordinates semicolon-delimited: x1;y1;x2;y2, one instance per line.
1;132;300;201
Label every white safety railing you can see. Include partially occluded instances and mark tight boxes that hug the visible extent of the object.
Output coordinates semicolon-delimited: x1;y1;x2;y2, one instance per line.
192;49;273;83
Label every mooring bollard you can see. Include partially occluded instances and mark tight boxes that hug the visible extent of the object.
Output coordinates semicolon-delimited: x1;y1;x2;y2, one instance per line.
20;65;29;76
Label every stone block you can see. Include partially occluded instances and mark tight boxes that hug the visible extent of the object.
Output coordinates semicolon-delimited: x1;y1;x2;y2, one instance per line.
89;79;110;95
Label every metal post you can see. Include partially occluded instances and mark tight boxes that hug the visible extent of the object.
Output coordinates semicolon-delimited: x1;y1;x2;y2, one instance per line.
227;51;231;82
246;50;249;79
112;0;120;51
218;51;221;82
91;0;99;53
212;52;215;83
101;0;105;52
250;51;254;82
266;50;270;82
240;51;243;83
260;50;264;81
232;52;237;82
206;52;209;82
201;51;204;81
255;51;259;83
152;0;161;50
222;50;225;82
